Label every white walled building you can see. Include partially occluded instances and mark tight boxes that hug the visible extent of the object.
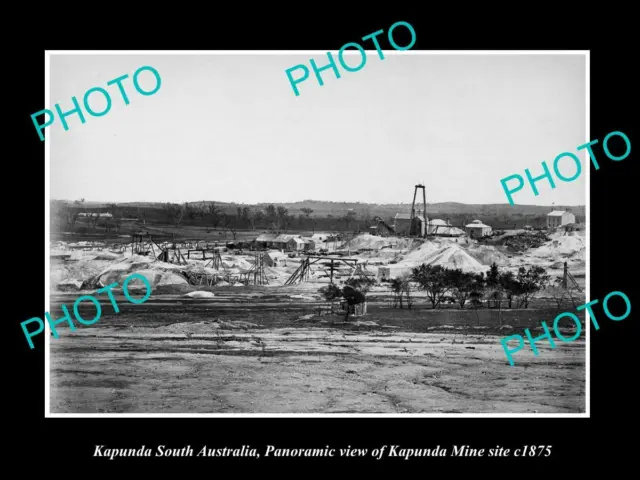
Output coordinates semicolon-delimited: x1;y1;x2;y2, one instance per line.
465;220;492;239
546;210;575;229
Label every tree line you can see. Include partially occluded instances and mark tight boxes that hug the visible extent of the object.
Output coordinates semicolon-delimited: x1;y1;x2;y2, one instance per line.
160;202;364;235
405;263;551;310
51;198;584;235
318;263;555;316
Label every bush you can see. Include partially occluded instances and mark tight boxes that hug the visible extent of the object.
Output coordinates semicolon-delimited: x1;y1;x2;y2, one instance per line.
318;283;343;301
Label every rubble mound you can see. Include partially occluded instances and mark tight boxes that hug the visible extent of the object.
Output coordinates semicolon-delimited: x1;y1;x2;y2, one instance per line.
466;244;510;266
397;242;487;273
399;240;442;265
83;255;188;288
346;234;415;250
423;244;488;273
531;235;585;259
503;232;551;252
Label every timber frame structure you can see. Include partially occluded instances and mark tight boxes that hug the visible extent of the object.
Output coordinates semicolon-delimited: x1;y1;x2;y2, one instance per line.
562;262;582;291
410;184;428;238
369;216;396;236
245;251;269;285
285;256;367;285
185;251;268;286
204;252;223;270
131;233;165;259
158;247;188;265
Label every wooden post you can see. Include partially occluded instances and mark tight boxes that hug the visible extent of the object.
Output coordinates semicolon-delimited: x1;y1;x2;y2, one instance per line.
330;259;334;284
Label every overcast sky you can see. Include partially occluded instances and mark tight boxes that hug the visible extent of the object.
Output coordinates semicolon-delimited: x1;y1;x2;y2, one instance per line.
49;52;586;206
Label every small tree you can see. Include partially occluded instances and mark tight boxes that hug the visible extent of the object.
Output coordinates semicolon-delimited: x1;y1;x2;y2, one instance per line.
163;203;186;227
276;206;289;230
185;203;197;222
227;221;239;240
448;269;476;308
515;266;550;308
197;204;207;220
318;283;343;314
468;274;485;325
499;271;519;309
390;275;412;309
300;207;314;230
344;276;376;295
319;283;343;301
340;282;369;319
486;262;500;288
204;202;222;230
411;264;451;309
281;213;293;231
264;204;278;230
242;207;256;230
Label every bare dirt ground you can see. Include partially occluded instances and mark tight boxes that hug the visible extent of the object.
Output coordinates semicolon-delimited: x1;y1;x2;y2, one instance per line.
49;293;585;414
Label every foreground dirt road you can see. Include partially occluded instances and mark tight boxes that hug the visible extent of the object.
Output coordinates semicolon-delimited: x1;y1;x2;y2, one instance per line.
50;322;585;414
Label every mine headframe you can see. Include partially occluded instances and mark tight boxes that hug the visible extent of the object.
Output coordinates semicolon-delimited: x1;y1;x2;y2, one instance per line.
410;184;428;238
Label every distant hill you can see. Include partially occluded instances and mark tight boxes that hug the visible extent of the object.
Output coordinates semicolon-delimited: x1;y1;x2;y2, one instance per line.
52;198;585;234
255;200;585;218
71;199;584;218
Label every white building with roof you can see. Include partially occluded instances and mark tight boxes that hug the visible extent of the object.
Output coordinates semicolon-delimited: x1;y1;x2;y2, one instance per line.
77;212;113;218
264;250;286;267
546;210;575;229
465;219;492;239
287;237;305;251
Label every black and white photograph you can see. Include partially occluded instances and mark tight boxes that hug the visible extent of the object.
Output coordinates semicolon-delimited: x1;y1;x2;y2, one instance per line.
45;51;587;416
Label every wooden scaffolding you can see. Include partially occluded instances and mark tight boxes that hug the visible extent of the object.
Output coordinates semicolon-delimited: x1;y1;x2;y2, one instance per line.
158;247;188;265
244;252;268;285
204;252;223;270
285;256;359;285
562;262;582;291
131;233;165;259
